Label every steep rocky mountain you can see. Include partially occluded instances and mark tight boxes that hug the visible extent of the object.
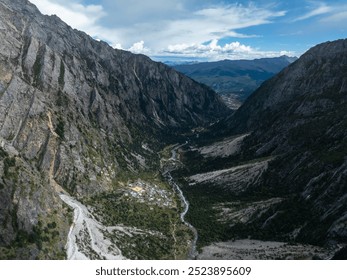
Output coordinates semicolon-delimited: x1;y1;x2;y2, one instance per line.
0;0;228;259
175;39;347;259
173;56;296;109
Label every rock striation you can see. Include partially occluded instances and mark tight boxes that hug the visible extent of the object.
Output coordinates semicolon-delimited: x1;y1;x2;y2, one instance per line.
179;39;347;256
0;0;228;259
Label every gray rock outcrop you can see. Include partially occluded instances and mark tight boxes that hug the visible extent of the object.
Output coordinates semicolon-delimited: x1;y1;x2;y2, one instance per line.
0;0;228;259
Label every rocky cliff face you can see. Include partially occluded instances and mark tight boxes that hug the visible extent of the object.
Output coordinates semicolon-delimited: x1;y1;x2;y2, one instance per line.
176;39;347;258
228;39;347;246
0;0;228;259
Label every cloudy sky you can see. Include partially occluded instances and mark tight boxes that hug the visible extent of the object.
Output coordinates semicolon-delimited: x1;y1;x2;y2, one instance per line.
30;0;347;62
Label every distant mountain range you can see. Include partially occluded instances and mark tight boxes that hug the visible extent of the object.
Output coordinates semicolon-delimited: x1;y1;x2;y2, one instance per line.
1;0;346;261
161;60;201;66
173;56;297;109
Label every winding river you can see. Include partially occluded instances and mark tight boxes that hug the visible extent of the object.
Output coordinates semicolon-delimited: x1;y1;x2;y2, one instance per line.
162;142;199;259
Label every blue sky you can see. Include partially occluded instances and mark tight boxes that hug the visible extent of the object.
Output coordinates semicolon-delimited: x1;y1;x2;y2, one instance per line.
30;0;347;62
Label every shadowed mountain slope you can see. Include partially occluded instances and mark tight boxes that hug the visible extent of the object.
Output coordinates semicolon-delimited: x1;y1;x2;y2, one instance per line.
177;39;347;257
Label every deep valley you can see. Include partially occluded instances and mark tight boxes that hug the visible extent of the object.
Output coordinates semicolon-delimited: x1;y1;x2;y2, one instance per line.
0;0;346;260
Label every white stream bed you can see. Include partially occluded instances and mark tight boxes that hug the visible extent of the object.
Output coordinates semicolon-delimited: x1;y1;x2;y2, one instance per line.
59;193;126;260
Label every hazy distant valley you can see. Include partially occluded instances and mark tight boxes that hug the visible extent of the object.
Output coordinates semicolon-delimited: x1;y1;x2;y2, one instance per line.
173;56;296;109
0;0;346;260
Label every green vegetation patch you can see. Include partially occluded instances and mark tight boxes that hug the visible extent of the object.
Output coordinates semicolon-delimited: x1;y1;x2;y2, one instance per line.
33;49;44;88
81;175;192;259
180;182;236;250
0;146;8;158
85;191;177;233
55;117;65;139
0;213;69;260
58;60;65;87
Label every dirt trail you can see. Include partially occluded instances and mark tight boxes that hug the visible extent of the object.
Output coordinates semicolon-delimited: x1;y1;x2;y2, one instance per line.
47;111;59;138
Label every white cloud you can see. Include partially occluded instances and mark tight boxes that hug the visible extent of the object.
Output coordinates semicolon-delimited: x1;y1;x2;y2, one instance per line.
320;9;347;23
30;0;289;60
167;40;252;55
155;4;285;50
165;39;295;61
293;2;333;22
292;2;347;26
112;43;123;50
30;0;124;46
30;0;105;30
128;41;150;54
